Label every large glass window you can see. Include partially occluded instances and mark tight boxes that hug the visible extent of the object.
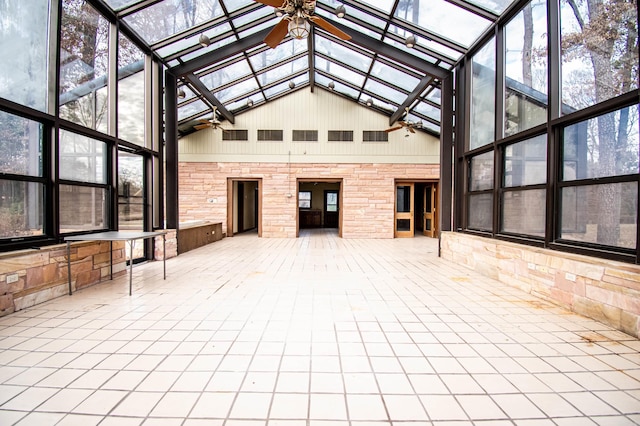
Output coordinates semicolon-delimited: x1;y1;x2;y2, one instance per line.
501;136;547;237
0;0;52;112
504;0;548;136
0;111;45;240
59;130;107;184
560;183;637;249
118;151;145;231
560;105;639;249
118;35;146;146
470;38;496;150
468;151;494;231
560;0;639;113
563;105;639;181
59;1;110;132
59;185;107;233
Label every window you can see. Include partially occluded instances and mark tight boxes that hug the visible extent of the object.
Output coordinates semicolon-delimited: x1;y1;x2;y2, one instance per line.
559;105;639;249
560;0;638;113
118;151;145;231
58;129;109;234
222;129;249;141
500;135;547;237
0;0;52;112
118;34;146;146
299;191;311;209
504;0;548;137
469;38;496;150
59;1;110;132
257;130;283;141
363;131;389;142
468;151;494;231
0;111;45;240
293;130;318;141
328;130;354;142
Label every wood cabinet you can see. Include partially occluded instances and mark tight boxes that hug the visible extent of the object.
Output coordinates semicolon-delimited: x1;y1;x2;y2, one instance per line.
300;210;321;228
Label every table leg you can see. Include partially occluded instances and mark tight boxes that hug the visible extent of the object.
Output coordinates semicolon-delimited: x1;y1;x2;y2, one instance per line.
129;239;135;296
110;241;113;280
67;242;72;295
163;234;166;280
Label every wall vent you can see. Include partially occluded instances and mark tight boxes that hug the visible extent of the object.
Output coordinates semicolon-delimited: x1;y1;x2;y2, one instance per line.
257;129;284;141
328;130;354;142
292;130;318;141
222;129;248;141
363;130;389;142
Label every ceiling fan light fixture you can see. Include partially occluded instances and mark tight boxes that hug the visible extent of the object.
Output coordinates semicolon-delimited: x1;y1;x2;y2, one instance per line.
198;33;211;47
335;5;346;18
405;35;416;48
177;88;186;99
247;98;254;107
288;81;296;89
288;15;310;39
366;98;373;107
274;7;283;17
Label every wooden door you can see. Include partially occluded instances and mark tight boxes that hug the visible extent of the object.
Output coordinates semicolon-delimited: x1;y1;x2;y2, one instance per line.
395;183;414;238
423;184;437;238
324;190;339;228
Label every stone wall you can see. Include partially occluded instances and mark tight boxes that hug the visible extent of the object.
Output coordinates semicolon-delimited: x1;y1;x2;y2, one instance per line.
0;229;177;316
179;162;440;238
440;232;640;338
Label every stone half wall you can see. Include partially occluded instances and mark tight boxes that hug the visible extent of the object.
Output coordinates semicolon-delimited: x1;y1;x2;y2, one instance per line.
0;230;177;316
179;162;440;238
440;232;640;338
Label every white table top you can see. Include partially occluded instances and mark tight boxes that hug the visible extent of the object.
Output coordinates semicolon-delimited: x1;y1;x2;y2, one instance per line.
64;230;167;242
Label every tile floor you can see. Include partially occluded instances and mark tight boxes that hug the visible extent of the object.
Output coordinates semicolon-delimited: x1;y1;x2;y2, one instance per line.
1;230;639;426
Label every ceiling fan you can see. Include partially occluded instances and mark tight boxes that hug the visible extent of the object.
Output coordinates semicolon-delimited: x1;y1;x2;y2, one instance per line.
385;108;423;134
194;107;226;131
254;0;351;48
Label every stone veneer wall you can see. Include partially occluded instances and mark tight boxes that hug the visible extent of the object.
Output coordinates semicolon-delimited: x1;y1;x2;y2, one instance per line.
180;162;440;238
0;230;177;316
440;232;640;338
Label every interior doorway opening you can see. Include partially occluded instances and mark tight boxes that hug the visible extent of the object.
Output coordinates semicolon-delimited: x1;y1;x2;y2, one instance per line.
227;178;262;237
395;181;439;238
297;179;343;237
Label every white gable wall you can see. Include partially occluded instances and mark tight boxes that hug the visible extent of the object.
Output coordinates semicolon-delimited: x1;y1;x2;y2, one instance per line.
179;88;440;164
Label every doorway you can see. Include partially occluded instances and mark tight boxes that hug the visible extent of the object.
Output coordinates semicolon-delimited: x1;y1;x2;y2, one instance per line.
227;178;262;237
297;179;342;237
395;181;438;238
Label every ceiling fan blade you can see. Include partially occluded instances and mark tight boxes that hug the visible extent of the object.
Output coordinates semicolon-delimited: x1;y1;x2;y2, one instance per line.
408;127;416;133
253;0;284;7
309;16;351;40
385;126;403;133
194;123;211;130
264;18;290;48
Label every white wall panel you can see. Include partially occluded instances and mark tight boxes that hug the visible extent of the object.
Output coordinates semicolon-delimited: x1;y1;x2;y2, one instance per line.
179;89;439;164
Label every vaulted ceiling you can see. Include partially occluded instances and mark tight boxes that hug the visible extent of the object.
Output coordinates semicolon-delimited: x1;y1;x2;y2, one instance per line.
101;0;516;136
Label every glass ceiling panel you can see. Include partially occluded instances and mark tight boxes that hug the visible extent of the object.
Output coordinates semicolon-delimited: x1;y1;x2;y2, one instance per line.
353;0;395;13
359;94;395;113
382;36;439;66
315;36;372;72
179;35;236;63
316;74;360;98
394;0;492;47
315;57;366;87
178;99;209;121
264;74;308;98
237;17;282;38
257;57;308;87
227;93;265;112
249;39;307;71
102;0;140;11
124;0;224;45
155;23;233;58
222;0;255;13
201;58;253;91
414;101;440;121
370;60;420;92
315;8;382;40
425;87;442;104
465;0;514;14
215;77;260;102
233;6;273;28
364;79;407;104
